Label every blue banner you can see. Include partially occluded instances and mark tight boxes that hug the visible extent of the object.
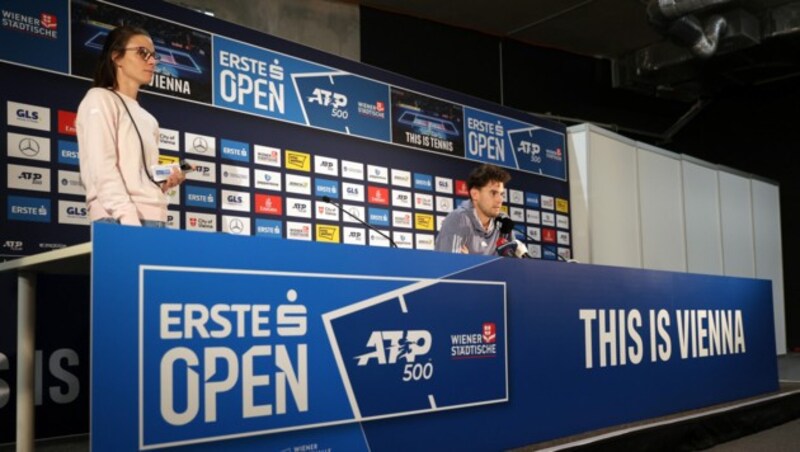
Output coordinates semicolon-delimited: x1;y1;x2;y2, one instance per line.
294;72;390;141
0;0;68;72
91;225;777;451
213;36;330;124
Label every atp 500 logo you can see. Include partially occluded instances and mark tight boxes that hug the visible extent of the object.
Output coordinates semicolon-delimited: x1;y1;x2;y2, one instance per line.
355;330;433;382
307;88;348;119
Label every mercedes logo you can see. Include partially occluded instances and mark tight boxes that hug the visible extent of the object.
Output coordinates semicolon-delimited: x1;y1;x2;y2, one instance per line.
229;218;244;234
19;138;40;157
192;137;209;153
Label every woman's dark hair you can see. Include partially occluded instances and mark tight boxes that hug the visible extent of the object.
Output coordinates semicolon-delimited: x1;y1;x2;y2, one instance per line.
467;164;511;190
92;25;151;88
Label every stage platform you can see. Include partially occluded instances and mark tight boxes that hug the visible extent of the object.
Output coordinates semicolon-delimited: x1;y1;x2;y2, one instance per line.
517;353;800;451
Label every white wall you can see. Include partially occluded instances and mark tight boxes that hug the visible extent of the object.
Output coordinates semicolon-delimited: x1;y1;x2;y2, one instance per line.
568;124;786;354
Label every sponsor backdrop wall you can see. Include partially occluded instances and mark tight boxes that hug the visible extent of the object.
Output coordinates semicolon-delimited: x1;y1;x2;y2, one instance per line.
0;0;569;443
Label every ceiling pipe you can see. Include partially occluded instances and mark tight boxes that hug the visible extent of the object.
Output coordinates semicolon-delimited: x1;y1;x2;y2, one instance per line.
647;0;730;58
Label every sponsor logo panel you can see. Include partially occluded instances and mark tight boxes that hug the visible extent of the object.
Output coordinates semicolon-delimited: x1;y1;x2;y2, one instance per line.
368;186;390;205
525;192;540;208
415;233;435;250
368;207;390;227
58;140;79;165
341;204;365;224
556;198;569;213
315;201;339;221
436;196;453;213
315;178;339;199
286;197;312;218
184;158;217;183
222;215;251;235
391;169;411;187
166;210;180;229
509;207;525;223
541;212;556;227
184;132;216;157
286;174;312;195
542;228;557;244
184;185;217;209
455;180;469;196
255;219;282;238
541;195;555;210
7;196;51;223
415;213;434;231
221;189;251;212
285;150;311;172
556;214;570;229
392;210;413;229
165;186;181;206
543;245;558;260
254;144;281;167
158;128;179;151
343;226;366;245
8;132;50;161
435;176;453;194
509;189;524;205
57;169;84;195
368;229;391;247
220;164;250;187
414;193;433;211
8;163;51;192
393;231;414;249
315;224;340;243
526;209;540;225
392;189;412;208
255;193;283;216
342;182;364;202
186;212;217;232
557;231;570;246
527;244;542;259
8;101;50;131
527;226;541;242
367;164;389;184
342;160;364;180
57;110;76;135
413;173;433;191
314;155;338;176
254;169;282;191
286;221;312;240
57;200;89;225
220;138;250;162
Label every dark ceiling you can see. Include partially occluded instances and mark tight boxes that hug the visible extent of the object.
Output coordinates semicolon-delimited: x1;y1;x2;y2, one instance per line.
345;0;800;103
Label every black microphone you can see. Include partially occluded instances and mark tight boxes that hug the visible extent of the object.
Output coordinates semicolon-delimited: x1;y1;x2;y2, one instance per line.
495;214;515;236
321;196;398;248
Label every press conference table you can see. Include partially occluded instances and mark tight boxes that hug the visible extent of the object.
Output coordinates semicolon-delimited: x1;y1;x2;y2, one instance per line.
0;242;91;452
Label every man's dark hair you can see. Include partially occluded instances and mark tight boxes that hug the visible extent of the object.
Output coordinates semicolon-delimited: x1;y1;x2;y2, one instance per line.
93;25;151;89
466;164;511;190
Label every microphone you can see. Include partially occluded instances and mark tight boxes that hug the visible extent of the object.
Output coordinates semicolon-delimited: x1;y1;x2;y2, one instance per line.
495;213;515;236
321;196;398;248
495;236;518;257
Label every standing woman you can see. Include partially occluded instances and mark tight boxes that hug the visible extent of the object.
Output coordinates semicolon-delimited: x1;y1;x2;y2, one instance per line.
77;25;184;227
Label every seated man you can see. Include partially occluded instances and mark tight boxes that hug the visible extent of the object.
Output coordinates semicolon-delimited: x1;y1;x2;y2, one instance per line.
435;164;511;255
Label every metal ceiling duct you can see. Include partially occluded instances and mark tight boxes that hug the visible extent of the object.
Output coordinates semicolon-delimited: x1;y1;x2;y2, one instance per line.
647;0;732;58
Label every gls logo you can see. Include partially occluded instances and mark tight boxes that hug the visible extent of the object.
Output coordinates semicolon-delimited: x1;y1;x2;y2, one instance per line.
355;330;432;365
307;88;347;108
66;206;87;216
17;109;39;120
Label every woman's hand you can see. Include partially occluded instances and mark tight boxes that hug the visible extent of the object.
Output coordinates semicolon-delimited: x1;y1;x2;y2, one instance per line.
161;166;189;193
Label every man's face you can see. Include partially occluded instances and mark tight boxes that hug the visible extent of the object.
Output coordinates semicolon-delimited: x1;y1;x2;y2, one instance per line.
470;180;505;220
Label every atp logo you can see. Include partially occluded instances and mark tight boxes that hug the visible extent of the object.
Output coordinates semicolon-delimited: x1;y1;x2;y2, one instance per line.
307;88;347;108
355;330;432;366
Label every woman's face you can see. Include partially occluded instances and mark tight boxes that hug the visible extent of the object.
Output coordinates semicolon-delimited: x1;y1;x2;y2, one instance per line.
114;34;157;88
